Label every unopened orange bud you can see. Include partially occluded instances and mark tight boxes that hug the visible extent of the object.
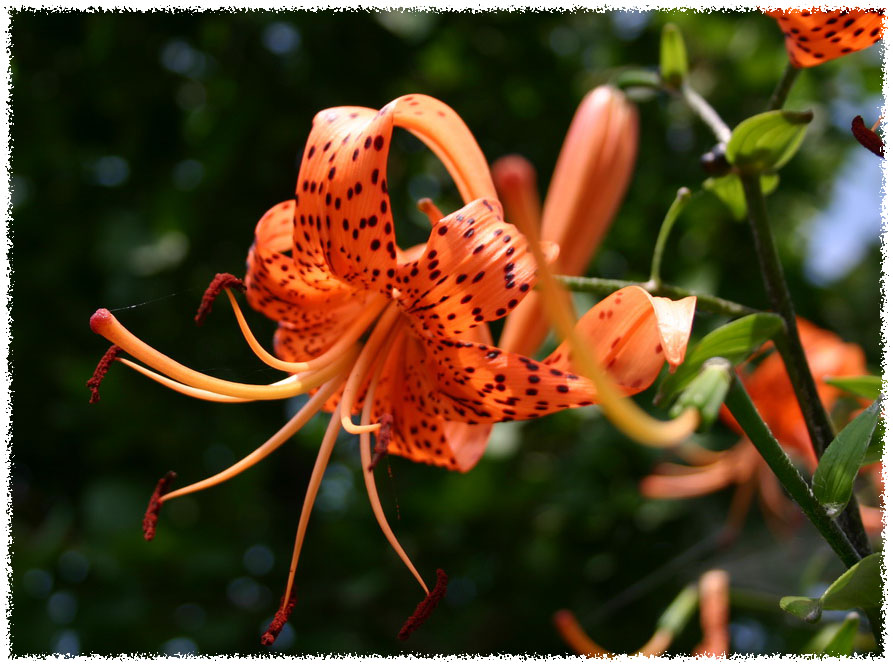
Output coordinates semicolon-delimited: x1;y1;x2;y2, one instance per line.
500;85;638;357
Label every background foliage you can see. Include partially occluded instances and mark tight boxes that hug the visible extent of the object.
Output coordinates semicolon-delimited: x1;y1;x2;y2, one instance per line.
10;9;882;656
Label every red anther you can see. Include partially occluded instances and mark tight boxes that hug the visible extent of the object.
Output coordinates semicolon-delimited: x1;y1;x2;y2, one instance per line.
143;471;176;541
86;345;122;404
261;594;298;646
397;568;449;641
368;414;394;471
195;273;246;326
852;116;884;157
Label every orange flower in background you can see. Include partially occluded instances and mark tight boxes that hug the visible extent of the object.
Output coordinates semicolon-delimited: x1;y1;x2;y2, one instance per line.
89;94;695;645
493;85;638;358
765;9;884;68
641;319;880;535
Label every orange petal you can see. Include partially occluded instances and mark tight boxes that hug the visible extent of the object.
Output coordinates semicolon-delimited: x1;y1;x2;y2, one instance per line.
543;286;696;394
765;9;883;68
396;198;536;337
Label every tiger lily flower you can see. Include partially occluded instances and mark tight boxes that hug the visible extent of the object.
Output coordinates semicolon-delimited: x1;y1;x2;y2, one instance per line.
88;94;696;645
640;319;880;536
765;9;884;68
494;85;638;358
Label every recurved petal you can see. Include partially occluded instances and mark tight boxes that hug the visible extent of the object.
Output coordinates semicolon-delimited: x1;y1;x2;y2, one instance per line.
766;9;883;68
543;286;696;394
396;198;537;337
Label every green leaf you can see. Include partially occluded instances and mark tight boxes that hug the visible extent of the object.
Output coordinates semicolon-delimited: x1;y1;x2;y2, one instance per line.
704;173;779;220
825;375;883;400
726;110;812;174
822;553;882;611
863;418;884;465
655;584;698;636
805;612;862;655
669;358;732;430
659;23;688;88
614;69;661;90
780;596;822;623
813;399;881;518
656;313;784;406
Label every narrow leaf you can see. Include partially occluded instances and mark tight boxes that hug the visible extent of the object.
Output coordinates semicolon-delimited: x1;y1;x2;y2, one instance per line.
780;596;822;623
825;375;882;400
821;553;882;611
669;358;732;430
863;419;884;465
660;23;688;88
655;584;698;636
727;110;812;174
813;400;881;518
656;313;784;406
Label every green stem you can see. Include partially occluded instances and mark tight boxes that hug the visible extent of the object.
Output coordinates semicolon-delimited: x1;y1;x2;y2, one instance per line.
680;83;732;144
739;171;871;558
725;378;883;646
767;63;802;111
649;187;692;285
556;275;757;319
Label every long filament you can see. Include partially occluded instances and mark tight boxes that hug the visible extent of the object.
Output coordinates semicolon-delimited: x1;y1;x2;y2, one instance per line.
223;289;387;373
90;308;343;400
359;329;430;595
281;405;345;606
159;374;345;503
340;302;402;435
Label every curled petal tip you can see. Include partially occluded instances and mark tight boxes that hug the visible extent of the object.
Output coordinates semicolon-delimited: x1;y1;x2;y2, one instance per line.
492;154;537;190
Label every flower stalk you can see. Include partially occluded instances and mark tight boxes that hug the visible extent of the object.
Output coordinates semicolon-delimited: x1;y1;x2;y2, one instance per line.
767;62;801;111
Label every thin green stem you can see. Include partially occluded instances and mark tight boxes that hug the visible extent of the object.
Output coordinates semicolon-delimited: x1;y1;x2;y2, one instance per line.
556;275;757;319
739;171;872;559
680;83;732;144
725;378;883;646
767;63;802;111
649;187;692;285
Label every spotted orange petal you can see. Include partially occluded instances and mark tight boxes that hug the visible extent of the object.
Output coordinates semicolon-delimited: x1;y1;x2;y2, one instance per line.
292;95;497;296
543;286;697;395
396;198;537;338
766;9;884;68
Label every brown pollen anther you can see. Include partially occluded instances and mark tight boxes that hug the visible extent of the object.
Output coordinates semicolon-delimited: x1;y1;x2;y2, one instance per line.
852;116;884;158
261;593;298;646
143;471;177;541
368;414;394;471
397;568;449;641
195;273;246;326
86;344;122;404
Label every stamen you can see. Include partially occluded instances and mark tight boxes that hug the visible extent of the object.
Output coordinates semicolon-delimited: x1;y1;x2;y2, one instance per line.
851;115;884;157
143;471;176;541
358;337;429;595
222;288;386;373
279;406;344;612
86;345;122;404
416;198;445;226
340;303;401;435
397;569;449;641
116;358;252;403
90;308;346;400
368;413;393;471
260;593;297;647
160;374;344;503
195;273;246;326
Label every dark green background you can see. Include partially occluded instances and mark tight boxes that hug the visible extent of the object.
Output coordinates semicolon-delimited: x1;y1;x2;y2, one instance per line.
10;9;882;656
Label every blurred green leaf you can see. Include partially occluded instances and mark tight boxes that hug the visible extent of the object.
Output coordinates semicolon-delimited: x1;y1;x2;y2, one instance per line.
727;110;812;174
613;68;661;90
703;172;779;220
659;23;688;88
813;399;881;518
655;584;698;636
669;358;732;430
780;596;822;623
824;375;882;400
656;313;783;406
818;612;860;656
